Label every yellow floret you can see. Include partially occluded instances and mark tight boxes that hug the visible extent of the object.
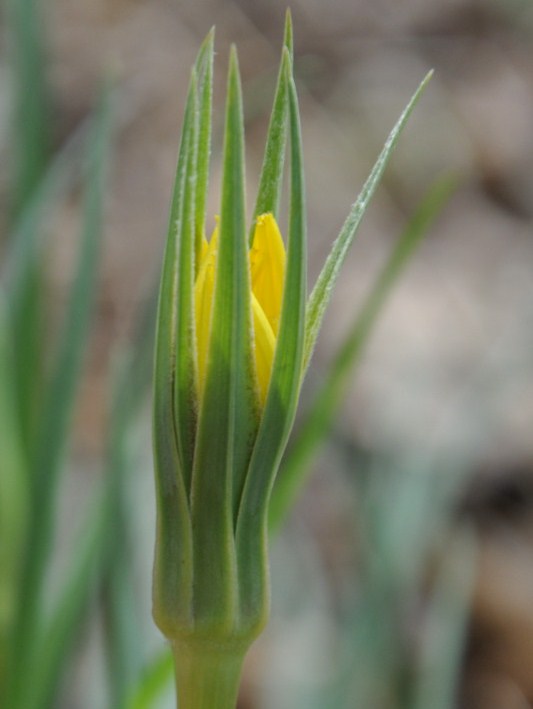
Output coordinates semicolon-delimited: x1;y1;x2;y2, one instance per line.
194;213;285;405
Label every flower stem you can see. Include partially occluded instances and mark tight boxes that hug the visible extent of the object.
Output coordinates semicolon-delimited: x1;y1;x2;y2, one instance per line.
172;640;246;709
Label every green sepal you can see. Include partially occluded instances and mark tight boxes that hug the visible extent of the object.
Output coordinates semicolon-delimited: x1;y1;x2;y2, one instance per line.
194;28;214;270
172;71;199;490
236;52;306;627
269;176;455;531
152;72;197;635
250;9;293;237
190;47;257;630
303;71;433;370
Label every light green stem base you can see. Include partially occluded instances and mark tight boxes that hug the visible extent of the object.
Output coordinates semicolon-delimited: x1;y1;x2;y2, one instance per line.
172;641;246;709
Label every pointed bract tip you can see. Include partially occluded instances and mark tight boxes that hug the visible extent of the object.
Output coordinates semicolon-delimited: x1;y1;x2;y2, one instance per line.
419;69;434;91
195;28;215;79
199;26;215;54
229;43;239;63
200;26;215;47
228;45;241;86
412;69;434;103
281;46;292;78
284;9;294;56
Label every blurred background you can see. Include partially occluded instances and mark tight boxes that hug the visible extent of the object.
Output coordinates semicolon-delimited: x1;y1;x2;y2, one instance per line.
2;0;533;707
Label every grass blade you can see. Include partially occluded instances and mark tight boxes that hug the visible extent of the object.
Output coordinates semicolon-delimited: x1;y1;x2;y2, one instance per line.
22;495;108;709
6;0;50;217
7;86;112;708
5;118;95;453
32;86;111;502
22;278;159;709
5;119;91;301
8;261;44;454
411;531;476;709
0;300;27;703
126;650;174;709
103;507;143;709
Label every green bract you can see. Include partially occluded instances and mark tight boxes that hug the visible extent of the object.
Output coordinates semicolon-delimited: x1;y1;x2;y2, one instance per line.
152;13;431;708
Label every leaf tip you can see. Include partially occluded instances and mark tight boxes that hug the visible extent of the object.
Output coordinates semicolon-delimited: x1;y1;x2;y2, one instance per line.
281;45;292;81
229;43;239;66
200;26;215;51
194;27;215;78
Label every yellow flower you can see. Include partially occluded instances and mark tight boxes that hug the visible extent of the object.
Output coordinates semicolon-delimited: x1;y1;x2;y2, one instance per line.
195;213;286;405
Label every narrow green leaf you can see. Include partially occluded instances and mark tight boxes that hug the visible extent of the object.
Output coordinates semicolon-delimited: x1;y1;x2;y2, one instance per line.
194;28;214;267
304;71;433;370
26;279;159;709
236;54;306;621
21;493;108;709
8;261;44;456
250;11;293;236
6;0;50;217
0;299;27;541
411;531;476;709
4;18;86;452
33;86;111;501
103;507;142;709
126;649;174;709
269;177;455;532
6;118;95;449
7;87;112;707
191;46;255;623
5;120;90;302
0;299;27;699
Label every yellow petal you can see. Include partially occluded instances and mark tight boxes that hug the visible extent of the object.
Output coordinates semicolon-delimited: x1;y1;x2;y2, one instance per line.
194;217;279;407
251;293;275;405
250;213;286;336
194;228;218;396
199;236;208;262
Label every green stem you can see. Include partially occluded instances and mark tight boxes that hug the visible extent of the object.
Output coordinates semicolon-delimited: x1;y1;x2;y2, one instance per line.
172;641;245;709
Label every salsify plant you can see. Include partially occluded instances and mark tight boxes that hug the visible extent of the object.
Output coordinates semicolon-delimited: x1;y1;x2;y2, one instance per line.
152;13;431;709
